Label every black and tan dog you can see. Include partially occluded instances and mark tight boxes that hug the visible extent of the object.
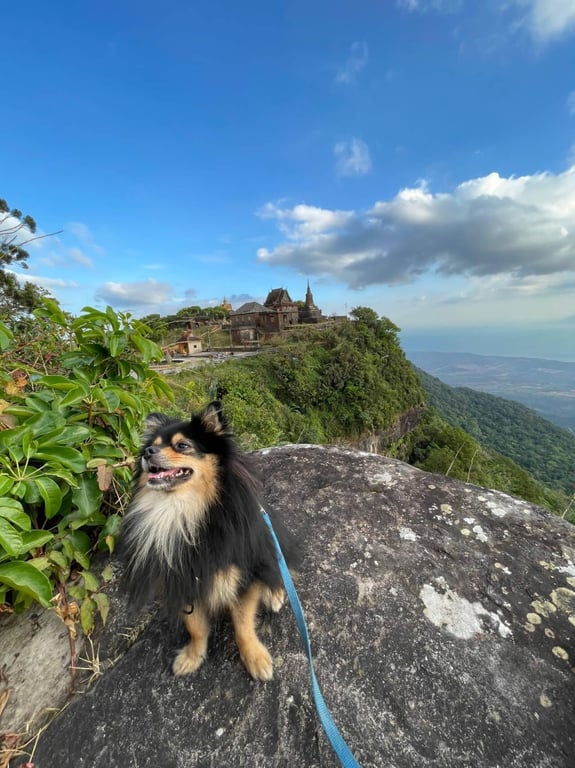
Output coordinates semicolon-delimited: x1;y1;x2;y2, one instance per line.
122;401;298;680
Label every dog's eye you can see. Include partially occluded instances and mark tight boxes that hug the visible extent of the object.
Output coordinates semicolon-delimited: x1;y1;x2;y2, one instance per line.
175;441;191;452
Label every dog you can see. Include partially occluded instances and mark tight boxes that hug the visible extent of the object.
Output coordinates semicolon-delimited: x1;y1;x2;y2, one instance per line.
121;401;299;680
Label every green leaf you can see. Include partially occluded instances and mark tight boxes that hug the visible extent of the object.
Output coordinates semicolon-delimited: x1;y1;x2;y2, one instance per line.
109;332;127;357
80;596;96;635
37;297;67;324
93;386;120;412
148;373;175;402
68;584;86;601
74;550;90;569
35;426;87;449
115;389;140;410
130;334;161;363
8;444;24;464
33;447;85;473
59;385;89;408
0;519;23;556
65;530;92;554
0;498;30;530
48;550;69;570
24;393;52;411
82;570;99;592
71;474;102;518
11;482;26;499
21;430;37;459
20;530;54;550
101;563;114;582
44;468;78;487
0;323;14;351
23;478;41;504
35;375;77;391
0;561;52;607
99;514;122;544
36;476;63;519
93;592;110;625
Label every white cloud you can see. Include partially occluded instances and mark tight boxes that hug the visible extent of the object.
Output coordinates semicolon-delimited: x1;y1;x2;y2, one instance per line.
258;202;354;237
257;166;575;290
68;247;94;269
396;0;462;13
398;0;575;45
335;41;368;85
95;278;174;308
7;270;79;292
67;222;105;255
334;138;372;177
521;0;575;43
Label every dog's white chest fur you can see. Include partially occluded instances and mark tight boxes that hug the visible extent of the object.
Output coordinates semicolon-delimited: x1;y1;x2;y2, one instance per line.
125;487;208;570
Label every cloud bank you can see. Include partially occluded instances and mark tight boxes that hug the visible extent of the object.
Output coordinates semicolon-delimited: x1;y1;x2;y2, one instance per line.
257;166;575;290
95;278;174;308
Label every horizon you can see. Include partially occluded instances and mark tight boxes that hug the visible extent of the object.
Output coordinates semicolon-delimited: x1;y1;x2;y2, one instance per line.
2;1;575;363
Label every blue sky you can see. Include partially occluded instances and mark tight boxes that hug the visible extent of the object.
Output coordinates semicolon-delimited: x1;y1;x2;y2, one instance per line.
2;0;575;359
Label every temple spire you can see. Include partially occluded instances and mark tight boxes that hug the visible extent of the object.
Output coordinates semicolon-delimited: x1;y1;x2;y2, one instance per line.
305;280;314;308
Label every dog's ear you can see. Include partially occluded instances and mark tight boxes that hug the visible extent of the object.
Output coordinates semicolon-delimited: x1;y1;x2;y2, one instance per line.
199;401;227;435
142;413;171;440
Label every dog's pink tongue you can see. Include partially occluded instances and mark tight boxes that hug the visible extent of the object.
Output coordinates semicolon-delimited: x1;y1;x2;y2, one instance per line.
150;468;178;479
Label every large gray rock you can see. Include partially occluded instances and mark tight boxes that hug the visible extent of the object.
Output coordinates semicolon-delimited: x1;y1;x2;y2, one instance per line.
10;446;575;767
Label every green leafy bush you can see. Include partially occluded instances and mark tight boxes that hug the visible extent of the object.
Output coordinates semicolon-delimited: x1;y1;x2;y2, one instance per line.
0;300;172;628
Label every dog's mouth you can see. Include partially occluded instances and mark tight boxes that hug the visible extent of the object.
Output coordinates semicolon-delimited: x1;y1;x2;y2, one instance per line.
145;463;194;489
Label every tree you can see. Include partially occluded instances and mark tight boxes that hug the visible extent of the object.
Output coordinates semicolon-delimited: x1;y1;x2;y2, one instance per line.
139;313;168;343
0;197;59;319
350;306;379;327
176;305;202;317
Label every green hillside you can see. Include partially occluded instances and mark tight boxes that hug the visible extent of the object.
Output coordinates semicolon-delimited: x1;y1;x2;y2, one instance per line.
166;310;571;521
171;308;426;447
416;368;575;496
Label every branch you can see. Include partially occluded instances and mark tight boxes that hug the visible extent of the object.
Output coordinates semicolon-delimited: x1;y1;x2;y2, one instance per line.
0;221;27;237
7;230;63;247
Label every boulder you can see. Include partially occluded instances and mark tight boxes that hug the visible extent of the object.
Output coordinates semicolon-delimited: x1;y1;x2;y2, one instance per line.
8;445;575;767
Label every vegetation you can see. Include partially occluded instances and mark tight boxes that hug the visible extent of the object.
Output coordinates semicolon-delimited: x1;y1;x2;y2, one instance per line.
395;409;568;518
1;296;571;623
416;368;575;496
141;303;231;346
0;300;171;627
168;308;426;448
0;197;57;318
166;310;571;521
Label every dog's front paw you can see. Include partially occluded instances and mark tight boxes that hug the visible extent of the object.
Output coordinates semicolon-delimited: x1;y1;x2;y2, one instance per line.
172;646;206;676
263;586;285;613
241;643;274;681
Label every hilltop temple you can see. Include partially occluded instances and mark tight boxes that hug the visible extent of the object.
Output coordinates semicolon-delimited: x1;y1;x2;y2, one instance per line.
231;283;324;345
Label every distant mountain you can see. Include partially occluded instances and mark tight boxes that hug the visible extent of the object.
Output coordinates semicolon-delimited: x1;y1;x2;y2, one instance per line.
407;350;575;431
415;367;575;497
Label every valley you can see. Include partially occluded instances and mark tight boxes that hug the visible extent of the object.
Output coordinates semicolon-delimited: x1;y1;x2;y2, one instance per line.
406;350;575;431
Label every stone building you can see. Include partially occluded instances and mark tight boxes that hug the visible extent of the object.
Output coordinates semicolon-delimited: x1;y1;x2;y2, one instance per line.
298;281;322;324
230;285;324;345
230;301;275;345
263;288;299;331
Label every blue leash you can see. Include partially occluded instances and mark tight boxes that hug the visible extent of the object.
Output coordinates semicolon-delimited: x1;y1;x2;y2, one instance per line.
261;507;362;768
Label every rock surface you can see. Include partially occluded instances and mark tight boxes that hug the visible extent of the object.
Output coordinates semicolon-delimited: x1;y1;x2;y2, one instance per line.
5;445;575;767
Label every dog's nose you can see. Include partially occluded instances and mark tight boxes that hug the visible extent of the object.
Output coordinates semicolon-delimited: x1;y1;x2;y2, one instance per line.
144;445;162;458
